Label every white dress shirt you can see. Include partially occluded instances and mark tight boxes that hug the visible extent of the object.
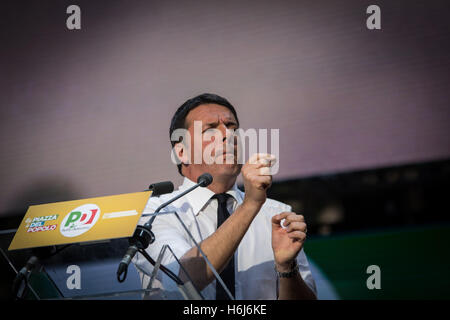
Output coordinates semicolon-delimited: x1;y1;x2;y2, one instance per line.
133;177;317;300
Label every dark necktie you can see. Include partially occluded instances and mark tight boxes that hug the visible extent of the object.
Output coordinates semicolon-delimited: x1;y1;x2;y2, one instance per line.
212;193;235;300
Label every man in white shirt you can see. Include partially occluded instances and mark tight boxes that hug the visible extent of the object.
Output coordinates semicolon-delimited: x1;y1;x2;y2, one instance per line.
134;93;317;300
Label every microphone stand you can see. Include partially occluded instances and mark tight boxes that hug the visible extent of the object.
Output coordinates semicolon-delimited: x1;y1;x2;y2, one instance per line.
117;174;235;299
117;178;209;283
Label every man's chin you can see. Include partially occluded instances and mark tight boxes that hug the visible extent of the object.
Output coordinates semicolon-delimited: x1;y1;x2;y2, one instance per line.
214;163;241;176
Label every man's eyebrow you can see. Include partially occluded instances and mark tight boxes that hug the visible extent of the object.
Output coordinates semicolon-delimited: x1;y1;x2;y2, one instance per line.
203;121;219;128
202;117;237;128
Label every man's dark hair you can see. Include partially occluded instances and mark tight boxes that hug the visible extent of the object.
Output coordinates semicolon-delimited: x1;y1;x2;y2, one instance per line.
169;93;240;176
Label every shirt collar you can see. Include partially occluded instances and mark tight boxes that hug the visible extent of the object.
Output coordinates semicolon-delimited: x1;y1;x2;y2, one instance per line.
181;177;243;216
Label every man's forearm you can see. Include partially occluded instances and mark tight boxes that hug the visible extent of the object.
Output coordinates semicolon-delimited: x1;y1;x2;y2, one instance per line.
179;200;262;290
277;273;317;300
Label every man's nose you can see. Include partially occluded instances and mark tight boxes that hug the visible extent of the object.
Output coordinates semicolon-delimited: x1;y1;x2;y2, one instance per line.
218;124;234;143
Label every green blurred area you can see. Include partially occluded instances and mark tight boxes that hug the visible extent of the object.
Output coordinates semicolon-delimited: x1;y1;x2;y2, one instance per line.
304;224;450;299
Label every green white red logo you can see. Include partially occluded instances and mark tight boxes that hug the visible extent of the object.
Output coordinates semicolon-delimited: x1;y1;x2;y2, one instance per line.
60;204;100;237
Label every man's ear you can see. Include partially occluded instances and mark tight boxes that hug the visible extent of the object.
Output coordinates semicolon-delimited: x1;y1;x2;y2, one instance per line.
173;142;190;165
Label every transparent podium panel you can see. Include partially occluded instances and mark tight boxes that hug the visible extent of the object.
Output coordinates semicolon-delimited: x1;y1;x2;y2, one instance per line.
140;210;235;300
141;244;203;300
0;232;147;300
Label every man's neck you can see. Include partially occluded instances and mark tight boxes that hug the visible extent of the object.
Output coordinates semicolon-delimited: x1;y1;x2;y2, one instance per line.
206;178;236;194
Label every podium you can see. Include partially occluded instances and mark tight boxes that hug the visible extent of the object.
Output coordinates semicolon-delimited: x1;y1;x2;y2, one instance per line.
1;195;234;300
1;233;143;299
1;230;208;300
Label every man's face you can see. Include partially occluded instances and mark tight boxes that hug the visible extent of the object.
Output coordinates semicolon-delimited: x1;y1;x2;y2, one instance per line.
178;103;242;182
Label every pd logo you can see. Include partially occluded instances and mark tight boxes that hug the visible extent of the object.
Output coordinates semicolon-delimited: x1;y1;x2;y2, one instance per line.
60;204;100;237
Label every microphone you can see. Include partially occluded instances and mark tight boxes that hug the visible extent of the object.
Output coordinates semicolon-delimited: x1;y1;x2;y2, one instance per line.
148;181;174;196
18;256;39;276
150;173;213;221
118;244;138;272
12;255;39;297
12;246;55;298
117;173;213;282
197;173;213;187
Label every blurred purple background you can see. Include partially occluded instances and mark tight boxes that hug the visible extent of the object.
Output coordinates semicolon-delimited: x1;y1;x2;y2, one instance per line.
1;0;449;218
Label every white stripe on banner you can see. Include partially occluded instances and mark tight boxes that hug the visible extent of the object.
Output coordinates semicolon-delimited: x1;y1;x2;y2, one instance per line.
102;210;139;219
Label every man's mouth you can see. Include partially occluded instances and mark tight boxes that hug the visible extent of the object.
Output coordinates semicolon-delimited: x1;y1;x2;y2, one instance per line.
210;150;236;164
217;151;235;157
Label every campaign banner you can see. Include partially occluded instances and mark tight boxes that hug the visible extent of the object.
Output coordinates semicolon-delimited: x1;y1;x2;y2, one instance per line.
9;191;152;250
